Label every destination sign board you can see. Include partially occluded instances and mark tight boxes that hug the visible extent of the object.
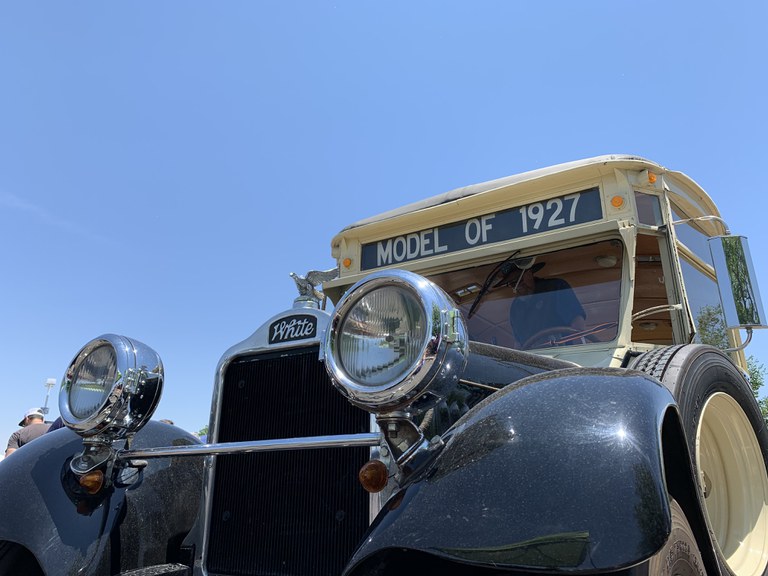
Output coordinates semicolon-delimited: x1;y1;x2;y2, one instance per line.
361;187;602;270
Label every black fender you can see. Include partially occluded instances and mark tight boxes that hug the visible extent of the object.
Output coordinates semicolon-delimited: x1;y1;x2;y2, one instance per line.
0;421;203;575
345;368;690;575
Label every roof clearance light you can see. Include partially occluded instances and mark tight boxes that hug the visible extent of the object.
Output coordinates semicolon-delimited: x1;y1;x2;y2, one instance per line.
60;334;164;440
611;195;625;208
325;270;468;413
648;172;657;184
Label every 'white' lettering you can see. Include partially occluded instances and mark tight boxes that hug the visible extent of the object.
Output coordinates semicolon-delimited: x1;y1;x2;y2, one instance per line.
272;318;314;341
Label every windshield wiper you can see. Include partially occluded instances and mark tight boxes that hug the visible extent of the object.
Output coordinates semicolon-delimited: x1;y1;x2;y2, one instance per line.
467;251;520;318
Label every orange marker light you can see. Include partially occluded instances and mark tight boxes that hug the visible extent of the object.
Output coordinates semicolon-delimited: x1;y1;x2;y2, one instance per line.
358;459;388;493
610;196;625;208
648;172;657;184
343;258;352;269
78;469;105;495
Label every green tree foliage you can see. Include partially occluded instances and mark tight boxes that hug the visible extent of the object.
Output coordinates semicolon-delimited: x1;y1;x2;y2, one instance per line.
748;356;766;392
697;304;768;419
748;356;768;416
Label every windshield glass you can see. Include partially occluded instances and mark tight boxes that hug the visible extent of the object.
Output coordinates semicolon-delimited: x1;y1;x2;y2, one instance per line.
428;240;623;350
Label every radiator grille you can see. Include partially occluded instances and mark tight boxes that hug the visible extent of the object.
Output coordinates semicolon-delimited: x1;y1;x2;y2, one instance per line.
206;345;371;576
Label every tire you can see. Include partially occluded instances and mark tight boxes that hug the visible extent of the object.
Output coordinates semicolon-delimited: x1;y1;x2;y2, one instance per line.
631;345;768;576
641;499;706;575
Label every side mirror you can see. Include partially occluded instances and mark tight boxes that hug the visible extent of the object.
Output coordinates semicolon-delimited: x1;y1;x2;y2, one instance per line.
709;235;767;329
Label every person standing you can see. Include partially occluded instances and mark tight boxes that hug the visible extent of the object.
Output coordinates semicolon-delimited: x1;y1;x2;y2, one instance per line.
5;408;51;457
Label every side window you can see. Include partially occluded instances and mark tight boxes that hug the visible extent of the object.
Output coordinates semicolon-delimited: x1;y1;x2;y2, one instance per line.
632;234;674;344
679;258;727;347
670;207;712;260
669;206;728;348
635;191;664;226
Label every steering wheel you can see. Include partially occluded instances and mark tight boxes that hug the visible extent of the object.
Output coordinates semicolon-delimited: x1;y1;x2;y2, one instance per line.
522;326;589;350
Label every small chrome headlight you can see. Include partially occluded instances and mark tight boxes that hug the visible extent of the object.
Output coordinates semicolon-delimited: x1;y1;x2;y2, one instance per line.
59;334;163;439
325;270;468;412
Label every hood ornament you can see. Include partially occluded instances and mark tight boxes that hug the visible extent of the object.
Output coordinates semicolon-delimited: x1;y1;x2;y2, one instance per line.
290;268;339;308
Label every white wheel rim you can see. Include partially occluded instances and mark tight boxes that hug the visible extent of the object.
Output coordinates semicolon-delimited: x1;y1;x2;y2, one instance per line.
697;392;768;575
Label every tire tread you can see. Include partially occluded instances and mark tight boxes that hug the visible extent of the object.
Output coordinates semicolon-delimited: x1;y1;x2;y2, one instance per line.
630;345;686;380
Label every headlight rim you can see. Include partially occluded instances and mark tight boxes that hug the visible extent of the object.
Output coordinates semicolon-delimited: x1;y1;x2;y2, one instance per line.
59;333;163;439
325;270;467;412
330;277;432;397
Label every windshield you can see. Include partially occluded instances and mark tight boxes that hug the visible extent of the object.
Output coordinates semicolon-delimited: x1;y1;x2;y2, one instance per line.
428;240;623;350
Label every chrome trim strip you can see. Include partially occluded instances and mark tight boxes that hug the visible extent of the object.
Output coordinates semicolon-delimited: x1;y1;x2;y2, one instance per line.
118;433;382;460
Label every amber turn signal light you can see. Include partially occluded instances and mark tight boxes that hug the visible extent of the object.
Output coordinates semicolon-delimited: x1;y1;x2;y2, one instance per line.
358;459;388;493
78;469;105;495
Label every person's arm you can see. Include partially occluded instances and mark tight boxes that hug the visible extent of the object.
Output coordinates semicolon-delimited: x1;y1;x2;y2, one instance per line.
5;431;21;457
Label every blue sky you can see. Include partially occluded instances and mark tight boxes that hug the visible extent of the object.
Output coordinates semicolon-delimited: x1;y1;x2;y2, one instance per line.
1;2;766;454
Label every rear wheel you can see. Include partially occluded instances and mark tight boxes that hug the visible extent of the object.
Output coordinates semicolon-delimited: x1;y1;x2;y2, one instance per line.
631;345;768;576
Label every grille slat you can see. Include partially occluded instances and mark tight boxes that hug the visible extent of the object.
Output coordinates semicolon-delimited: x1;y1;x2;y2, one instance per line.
207;346;370;576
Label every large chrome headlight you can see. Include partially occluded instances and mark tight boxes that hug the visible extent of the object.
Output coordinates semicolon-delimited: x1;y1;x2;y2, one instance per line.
325;270;468;412
59;334;163;439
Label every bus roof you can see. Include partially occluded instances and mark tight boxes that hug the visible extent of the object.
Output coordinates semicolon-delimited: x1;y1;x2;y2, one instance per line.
334;154;720;238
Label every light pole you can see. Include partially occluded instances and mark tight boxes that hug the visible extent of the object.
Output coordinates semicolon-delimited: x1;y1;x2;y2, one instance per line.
42;378;56;415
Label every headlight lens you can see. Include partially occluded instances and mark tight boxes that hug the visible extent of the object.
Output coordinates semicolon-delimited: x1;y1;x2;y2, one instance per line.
60;334;163;439
68;343;117;419
326;270;468;412
337;285;427;387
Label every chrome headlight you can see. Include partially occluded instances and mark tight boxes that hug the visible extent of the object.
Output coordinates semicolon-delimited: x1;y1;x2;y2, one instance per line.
325;270;468;412
59;334;163;439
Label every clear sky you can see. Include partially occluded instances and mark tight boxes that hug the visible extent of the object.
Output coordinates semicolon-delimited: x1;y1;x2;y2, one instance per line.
1;2;766;457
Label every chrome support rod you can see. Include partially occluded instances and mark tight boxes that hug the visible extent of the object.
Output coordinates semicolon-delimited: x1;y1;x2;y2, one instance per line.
724;327;754;353
671;215;730;235
117;432;382;460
